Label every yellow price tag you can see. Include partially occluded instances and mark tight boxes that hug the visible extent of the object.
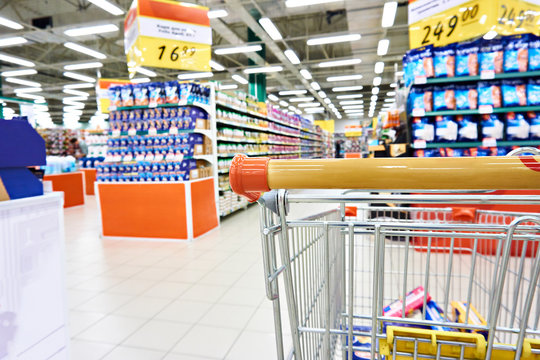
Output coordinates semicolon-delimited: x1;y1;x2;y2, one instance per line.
496;0;540;36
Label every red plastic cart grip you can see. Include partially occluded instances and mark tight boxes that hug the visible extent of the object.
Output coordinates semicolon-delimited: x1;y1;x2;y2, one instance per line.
452;207;476;222
229;154;270;202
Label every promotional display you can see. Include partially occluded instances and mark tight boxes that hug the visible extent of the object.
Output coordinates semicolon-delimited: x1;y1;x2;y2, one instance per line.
124;0;211;72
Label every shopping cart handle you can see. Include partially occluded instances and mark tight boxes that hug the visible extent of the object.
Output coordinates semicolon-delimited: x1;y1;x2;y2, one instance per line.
229;154;540;201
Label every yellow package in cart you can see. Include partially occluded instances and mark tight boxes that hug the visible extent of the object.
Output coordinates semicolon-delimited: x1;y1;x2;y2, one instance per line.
125;0;211;72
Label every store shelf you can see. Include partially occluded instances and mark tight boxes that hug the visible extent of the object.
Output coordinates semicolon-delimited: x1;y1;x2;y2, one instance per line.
216;118;302;139
217;151;301;158
417;105;540;117
218;169;229;174
412;140;540;149
111;128;211;137
217;137;260;144
110;101;211;113
217;101;302;131
414;70;540;86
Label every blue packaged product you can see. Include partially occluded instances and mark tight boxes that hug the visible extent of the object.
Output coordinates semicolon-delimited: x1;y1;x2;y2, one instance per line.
527;78;540;106
446;148;466;157
403;53;413;87
478;81;502;108
455;39;480;76
164;81;179;103
412;117;434;142
178;82;190;104
481;114;504;140
148;82;164;105
409;86;433;112
133;84;149;106
433;85;455;111
476;147;492;156
502;79;527;107
424;300;456;331
109;86;122;108
506;112;530;140
479;38;504;74
433;43;455;78
456;115;478;141
529;34;540;71
342;326;373;360
528;112;540;139
455;84;478;110
503;34;529;72
497;147;509;156
407;45;434;79
435;115;458;142
120;85;134;107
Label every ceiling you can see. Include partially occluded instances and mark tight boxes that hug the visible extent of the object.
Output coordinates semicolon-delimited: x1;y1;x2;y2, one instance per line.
0;0;409;125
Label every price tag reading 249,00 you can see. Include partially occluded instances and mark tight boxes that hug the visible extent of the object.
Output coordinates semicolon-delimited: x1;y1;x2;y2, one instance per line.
420;4;479;46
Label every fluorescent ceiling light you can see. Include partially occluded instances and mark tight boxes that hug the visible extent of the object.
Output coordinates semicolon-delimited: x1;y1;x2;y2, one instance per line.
327;74;362;82
387;91;396;96
135;67;157;77
0;37;27;47
64;109;83;116
279;90;307;96
377;39;390;56
343;107;364;112
395;71;404;76
0;53;35;67
64;83;95;89
232;74;248;84
298;102;321;108
0;16;23;30
87;0;124;15
390;82;398;88
318;91;327;98
318;58;361;68
483;30;498;40
14;87;42;93
5;77;40;87
15;93;45;102
64;24;118;37
279;100;288;107
215;45;262;55
310;82;321;91
64;104;85;110
63;71;96;83
130;77;151;83
385;98;395;102
64;62;103;70
208;9;228;18
324;98;331;104
1;69;36;77
337;94;363;99
178;71;213;80
304;107;325;113
258;18;282;40
295;109;302;115
373;76;382;86
372;87;379;95
268;94;279;102
288;105;296;111
290;97;315;102
219;84;238;90
382;1;398;28
63;89;90;97
299;69;312;80
64;42;106;59
307;33;361;46
284;49;300;64
209;60;225;71
340;100;363;105
374;61;384;74
371;95;378;101
244;66;283;74
332;85;363;92
345;109;364;113
285;0;342;7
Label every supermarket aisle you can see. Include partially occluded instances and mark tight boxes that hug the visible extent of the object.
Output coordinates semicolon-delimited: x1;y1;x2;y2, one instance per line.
66;198;280;360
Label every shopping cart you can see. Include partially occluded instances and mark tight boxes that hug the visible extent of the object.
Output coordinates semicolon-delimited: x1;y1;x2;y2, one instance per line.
229;154;540;360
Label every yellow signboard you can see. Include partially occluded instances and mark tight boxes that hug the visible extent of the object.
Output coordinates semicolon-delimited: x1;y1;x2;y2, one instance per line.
314;120;335;133
96;78;132;114
125;0;211;72
409;0;540;49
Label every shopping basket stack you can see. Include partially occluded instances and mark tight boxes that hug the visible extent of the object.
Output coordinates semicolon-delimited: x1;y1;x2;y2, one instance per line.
230;154;540;360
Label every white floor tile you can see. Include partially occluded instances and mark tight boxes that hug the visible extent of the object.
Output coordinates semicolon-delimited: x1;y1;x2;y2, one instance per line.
76;314;147;344
155;299;213;324
122;319;191;351
225;331;281;360
69;310;107;336
179;284;229;303
101;345;165;360
114;296;172;318
218;286;266;307
171;325;241;358
107;278;156;295
163;354;217;360
198;303;257;329
76;292;134;313
142;281;193;299
69;339;115;360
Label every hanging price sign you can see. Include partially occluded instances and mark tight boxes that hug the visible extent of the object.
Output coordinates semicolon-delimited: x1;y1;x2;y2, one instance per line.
495;0;540;36
125;0;211;72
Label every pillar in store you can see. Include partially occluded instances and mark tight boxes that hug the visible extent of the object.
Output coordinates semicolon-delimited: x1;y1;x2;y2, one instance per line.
248;9;266;102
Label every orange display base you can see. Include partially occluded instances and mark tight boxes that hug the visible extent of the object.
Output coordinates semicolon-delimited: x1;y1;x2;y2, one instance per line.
345;153;362;158
82;168;97;195
96;178;219;241
43;172;85;208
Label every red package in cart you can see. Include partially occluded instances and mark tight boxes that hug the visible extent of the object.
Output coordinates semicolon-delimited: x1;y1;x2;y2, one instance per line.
383;286;431;318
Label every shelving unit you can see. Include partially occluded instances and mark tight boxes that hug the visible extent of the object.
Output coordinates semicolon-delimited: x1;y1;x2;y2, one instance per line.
412;140;540;149
416;105;540;117
413;70;540;86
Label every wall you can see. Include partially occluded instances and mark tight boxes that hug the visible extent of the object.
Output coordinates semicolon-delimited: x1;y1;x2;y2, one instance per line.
333;119;362;133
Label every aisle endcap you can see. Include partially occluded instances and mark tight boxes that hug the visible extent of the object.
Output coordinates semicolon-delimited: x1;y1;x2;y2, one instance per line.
229;154;270;202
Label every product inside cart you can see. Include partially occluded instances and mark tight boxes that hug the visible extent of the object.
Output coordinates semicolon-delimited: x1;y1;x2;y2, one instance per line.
230;155;540;360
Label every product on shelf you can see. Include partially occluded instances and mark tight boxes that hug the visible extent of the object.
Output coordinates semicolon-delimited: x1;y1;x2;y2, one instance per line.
528;78;540;106
503;34;529;73
43;156;77;175
506;112;530;140
481;114;504;140
455;39;480;77
479;38;503;75
433;43;455;78
435;116;458;142
455;84;478;110
456;115;478;141
502;79;527;107
433;85;455;111
478;81;502;108
38;128;81;156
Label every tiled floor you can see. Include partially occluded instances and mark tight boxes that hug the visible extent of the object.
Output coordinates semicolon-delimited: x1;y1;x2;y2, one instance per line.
65;197;296;360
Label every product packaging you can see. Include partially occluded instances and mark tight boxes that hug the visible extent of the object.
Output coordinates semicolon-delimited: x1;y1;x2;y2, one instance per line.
412;117;434;142
133;84;149;106
450;301;487;338
435;115;458;142
414;149;439;157
409;86;433;112
506;112;530;140
528;78;540;106
148;83;165;105
479;38;504;74
342;326;373;360
529;34;540;71
109;87;122;108
165;81;180;103
503;34;529;72
502;79;527;107
478;81;502;108
408;45;434;79
433;84;456;111
121;85;134;107
455;39;480;76
383;286;431;318
424;300;456;331
455;84;478;110
528;112;540;139
434;43;455;78
481;114;504;140
456;115;478;141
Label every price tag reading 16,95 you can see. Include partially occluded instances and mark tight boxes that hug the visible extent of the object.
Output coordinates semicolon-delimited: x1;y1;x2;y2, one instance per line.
409;0;489;49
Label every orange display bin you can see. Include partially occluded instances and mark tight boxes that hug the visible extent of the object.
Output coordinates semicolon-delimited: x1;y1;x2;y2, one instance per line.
96;177;219;241
344;153;362;158
82;168;97;195
43;172;85;208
